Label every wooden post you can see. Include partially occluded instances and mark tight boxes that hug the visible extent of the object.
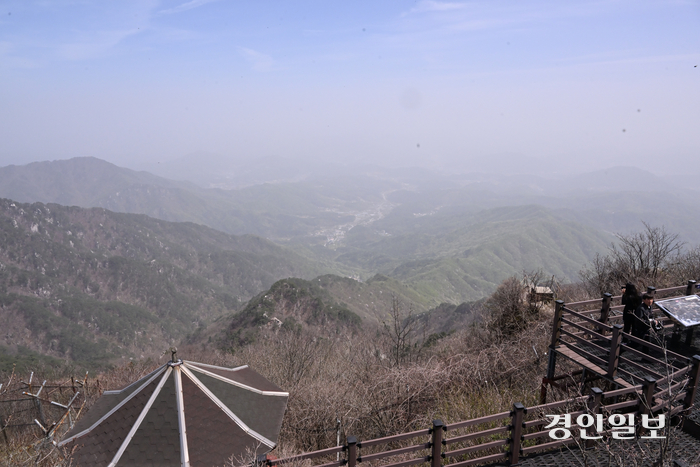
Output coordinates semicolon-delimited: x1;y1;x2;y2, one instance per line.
685;281;697;346
547;300;565;380
508;403;525;466
685;328;695;347
430;420;444;467
586;387;604;448
539;377;548;405
346;436;357;467
640;376;657;416
607;324;623;378
599;293;612;332
579;368;588;395
683;355;700;411
550;300;565;348
639;376;658;437
589;387;604;412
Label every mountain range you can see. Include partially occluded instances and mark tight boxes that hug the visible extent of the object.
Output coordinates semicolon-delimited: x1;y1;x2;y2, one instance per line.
0;198;327;370
1;156;698;370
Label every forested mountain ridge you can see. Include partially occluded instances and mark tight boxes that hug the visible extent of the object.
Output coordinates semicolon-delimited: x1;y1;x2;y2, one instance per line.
3;157;696;372
0;198;329;370
0;157;195;207
4;158;695;311
0;157;383;240
327;205;612;303
216;273;480;350
0;157;622;304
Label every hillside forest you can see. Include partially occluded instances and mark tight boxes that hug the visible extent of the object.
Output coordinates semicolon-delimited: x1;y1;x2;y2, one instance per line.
1;157;699;465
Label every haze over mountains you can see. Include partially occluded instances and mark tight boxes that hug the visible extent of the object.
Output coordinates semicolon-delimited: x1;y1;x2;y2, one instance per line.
1;156;699;370
2;156;699;245
3;158;700;289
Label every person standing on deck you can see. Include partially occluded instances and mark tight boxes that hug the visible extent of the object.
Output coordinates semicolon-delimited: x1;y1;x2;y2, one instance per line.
621;283;641;337
633;293;659;357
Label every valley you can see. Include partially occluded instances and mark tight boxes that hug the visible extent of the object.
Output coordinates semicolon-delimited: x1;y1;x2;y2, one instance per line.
1;157;699;372
312;190;398;247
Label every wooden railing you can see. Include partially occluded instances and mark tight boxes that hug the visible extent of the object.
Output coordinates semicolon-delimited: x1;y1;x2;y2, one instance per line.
266;380;692;467
266;280;700;467
543;280;700;399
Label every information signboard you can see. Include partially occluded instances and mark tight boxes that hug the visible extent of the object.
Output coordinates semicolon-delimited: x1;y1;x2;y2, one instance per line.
656;295;700;328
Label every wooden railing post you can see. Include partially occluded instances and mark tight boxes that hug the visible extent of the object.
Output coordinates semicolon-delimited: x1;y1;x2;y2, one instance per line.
598;293;612;335
586;387;604;448
685;328;695;346
685;282;697;345
683;355;700;411
346;436;357;467
547;300;565;380
508;403;525;466
539;378;548;405
430;420;444;467
607;324;623;379
550;300;565;348
589;387;604;412
600;293;612;324
640;376;657;437
640;376;657;417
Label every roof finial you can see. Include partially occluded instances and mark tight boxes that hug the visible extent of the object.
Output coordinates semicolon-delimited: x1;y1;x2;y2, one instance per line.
170;347;178;363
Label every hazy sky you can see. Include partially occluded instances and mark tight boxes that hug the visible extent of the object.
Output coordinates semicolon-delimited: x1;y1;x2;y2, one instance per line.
1;0;698;174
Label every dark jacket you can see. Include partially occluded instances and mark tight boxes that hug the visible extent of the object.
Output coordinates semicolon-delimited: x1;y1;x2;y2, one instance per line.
633;302;654;336
622;293;641;315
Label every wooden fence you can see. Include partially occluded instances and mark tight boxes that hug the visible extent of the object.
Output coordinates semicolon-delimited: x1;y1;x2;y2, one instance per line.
0;372;88;442
266;281;700;467
266;378;697;467
544;280;700;403
264;280;700;467
4;282;699;465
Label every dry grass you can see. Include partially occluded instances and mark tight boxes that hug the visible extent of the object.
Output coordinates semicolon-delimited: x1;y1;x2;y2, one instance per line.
0;277;602;464
212;307;555;453
0;310;555;465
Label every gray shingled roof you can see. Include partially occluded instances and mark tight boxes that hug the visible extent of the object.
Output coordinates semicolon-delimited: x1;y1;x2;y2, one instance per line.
59;360;288;467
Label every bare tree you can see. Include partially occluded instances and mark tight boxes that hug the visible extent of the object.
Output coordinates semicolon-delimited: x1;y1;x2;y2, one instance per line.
579;253;619;297
610;222;683;284
486;276;533;338
581;223;686;294
382;296;421;368
666;245;700;285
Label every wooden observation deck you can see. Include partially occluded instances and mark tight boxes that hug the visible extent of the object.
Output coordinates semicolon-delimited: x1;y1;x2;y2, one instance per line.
543;280;700;409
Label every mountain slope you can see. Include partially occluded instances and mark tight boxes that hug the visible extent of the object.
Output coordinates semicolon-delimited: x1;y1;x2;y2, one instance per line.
0;157;194;207
216;273;476;349
329;205;611;302
0;157;388;241
0;198;328;369
5;157;688;305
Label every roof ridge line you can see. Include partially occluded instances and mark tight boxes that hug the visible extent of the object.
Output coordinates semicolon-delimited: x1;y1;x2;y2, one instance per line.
185;361;248;372
183;362;288;396
180;366;276;449
58;364;167;446
174;367;190;466
114;365;166;393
